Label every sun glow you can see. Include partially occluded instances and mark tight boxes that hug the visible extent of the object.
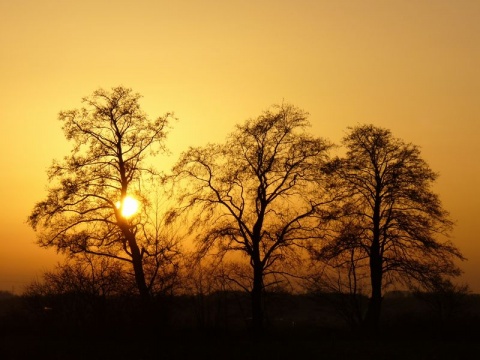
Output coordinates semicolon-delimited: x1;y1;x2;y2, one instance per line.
116;196;139;218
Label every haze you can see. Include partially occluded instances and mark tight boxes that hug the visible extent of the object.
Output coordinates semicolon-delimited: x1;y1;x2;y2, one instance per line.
0;0;478;293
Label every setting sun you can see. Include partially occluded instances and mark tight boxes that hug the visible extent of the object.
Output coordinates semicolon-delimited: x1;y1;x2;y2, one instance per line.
116;196;139;218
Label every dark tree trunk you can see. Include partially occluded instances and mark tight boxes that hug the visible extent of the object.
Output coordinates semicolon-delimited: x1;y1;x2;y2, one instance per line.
125;231;150;301
250;202;265;335
251;262;264;334
364;184;383;331
364;255;383;331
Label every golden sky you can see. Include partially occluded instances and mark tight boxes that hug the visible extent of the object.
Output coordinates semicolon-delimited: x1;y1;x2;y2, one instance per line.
1;0;479;293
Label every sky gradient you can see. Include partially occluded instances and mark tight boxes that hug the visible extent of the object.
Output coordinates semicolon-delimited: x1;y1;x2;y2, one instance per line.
1;0;479;293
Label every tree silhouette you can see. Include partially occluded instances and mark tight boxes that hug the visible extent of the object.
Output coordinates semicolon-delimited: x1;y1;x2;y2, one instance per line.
28;86;175;300
172;103;333;333
306;245;369;329
25;254;133;299
314;124;464;330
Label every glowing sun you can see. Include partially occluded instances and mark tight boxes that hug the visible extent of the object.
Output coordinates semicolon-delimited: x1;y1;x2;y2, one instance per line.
116;195;139;218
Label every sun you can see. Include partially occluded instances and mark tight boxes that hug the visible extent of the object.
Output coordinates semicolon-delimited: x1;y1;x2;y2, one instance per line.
116;195;139;218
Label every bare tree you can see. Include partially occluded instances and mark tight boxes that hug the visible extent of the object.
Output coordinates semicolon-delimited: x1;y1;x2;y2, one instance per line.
306;243;369;329
314;124;464;330
172;103;333;333
140;185;184;297
28;86;175;300
25;254;132;299
23;255;133;328
413;276;470;325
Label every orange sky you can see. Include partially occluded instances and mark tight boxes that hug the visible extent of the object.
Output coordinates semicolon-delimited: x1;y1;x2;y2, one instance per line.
1;0;479;293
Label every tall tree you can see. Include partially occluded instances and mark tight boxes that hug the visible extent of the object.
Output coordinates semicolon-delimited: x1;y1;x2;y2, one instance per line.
315;124;464;330
172;103;333;333
28;86;175;300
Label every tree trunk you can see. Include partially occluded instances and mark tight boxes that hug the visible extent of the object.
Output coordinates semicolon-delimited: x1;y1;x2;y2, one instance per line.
364;181;383;331
364;259;383;331
251;263;264;334
125;231;150;301
364;223;383;331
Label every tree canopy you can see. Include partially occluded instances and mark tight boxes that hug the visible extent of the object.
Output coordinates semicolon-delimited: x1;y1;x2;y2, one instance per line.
173;103;334;331
314;124;464;329
28;86;175;299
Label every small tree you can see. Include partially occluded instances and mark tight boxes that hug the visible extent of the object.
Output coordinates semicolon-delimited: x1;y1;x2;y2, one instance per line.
413;276;470;325
315;124;464;330
28;86;175;300
140;186;184;297
306;244;369;329
172;103;333;333
25;255;132;299
23;255;132;328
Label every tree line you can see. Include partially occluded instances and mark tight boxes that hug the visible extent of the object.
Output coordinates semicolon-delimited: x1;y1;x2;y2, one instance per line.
27;86;465;334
